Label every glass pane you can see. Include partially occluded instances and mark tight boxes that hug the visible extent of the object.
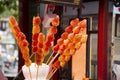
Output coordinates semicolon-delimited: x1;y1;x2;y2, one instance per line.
114;14;120;63
90;34;98;80
91;16;98;31
116;17;120;37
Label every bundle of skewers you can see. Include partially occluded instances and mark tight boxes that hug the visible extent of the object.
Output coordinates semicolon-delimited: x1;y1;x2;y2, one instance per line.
9;15;87;80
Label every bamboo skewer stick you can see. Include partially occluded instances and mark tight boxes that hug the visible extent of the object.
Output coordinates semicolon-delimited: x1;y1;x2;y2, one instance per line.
47;68;58;80
46;52;54;64
35;53;37;67
36;66;39;80
28;67;32;80
46;68;55;79
30;53;34;59
48;53;59;65
12;68;22;80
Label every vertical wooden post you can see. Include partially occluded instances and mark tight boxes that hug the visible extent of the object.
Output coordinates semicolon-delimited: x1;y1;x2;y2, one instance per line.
98;0;109;80
18;0;30;79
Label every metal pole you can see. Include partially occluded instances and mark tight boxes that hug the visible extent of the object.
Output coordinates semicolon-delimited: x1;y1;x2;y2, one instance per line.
98;0;109;80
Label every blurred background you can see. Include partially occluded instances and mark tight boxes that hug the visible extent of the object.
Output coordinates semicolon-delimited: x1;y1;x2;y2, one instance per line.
0;0;18;78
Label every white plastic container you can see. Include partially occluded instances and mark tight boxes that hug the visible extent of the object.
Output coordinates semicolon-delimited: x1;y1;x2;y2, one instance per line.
22;63;49;80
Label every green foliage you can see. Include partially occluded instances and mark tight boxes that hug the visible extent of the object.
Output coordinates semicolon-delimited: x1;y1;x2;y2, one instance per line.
0;0;18;19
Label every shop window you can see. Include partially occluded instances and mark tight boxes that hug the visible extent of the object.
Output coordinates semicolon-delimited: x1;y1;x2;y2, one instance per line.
90;34;98;80
91;16;98;31
115;14;120;37
85;15;98;80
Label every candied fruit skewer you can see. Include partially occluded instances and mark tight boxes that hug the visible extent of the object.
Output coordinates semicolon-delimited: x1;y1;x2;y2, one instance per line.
32;16;41;34
43;16;60;56
36;33;45;65
73;33;82;43
47;32;69;65
32;16;41;66
42;27;55;56
36;53;44;66
12;26;21;40
32;16;41;51
53;35;87;68
37;33;45;44
62;48;70;56
65;25;73;33
75;42;82;49
80;34;88;44
9;17;31;66
59;35;88;67
9;16;18;29
9;16;31;66
72;19;87;35
32;25;40;35
9;16;32;80
32;33;39;53
32;16;42;80
48;18;88;79
43;16;60;62
64;55;71;62
19;39;31;66
72;26;81;34
63;18;80;37
77;19;87;31
42;34;53;56
48;19;87;66
21;46;30;59
67;33;75;41
48;43;66;65
51;15;60;27
9;16;21;40
32;16;41;53
33;16;41;26
61;32;69;40
66;33;84;49
52;44;59;53
48;37;69;65
49;26;58;34
72;19;87;34
62;35;87;56
47;18;79;65
70;18;79;28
